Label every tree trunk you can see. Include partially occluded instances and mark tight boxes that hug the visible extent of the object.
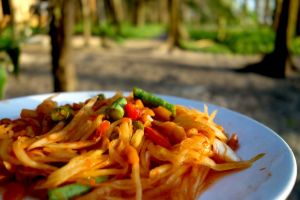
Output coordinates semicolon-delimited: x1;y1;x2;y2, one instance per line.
242;0;248;15
89;0;98;24
157;0;168;24
297;2;300;35
255;0;260;22
166;0;188;51
166;0;180;50
104;0;122;34
97;0;106;24
239;0;299;78
286;0;299;47
133;0;145;27
0;1;3;21
217;17;227;42
273;0;282;30
81;0;91;46
263;0;270;25
271;0;298;76
49;0;76;92
271;0;292;76
4;0;20;75
8;0;17;40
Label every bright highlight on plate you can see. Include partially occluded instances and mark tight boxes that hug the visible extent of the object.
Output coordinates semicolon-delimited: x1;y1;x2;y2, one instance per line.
0;88;296;200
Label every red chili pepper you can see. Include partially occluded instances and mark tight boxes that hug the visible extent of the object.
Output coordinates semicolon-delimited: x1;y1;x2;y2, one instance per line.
124;103;140;120
144;127;171;149
93;120;110;140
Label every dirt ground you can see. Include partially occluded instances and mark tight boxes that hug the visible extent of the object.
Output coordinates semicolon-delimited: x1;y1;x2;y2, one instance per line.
4;36;300;199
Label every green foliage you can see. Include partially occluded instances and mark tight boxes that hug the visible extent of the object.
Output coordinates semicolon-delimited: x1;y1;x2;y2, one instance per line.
98;23;124;42
0;37;13;49
0;25;22;98
223;28;275;54
74;22;166;41
189;28;218;40
74;23;100;36
119;23;166;39
0;27;21;75
187;26;277;54
0;65;7;99
0;27;14;48
5;47;20;75
74;22;124;42
180;40;231;53
30;26;47;35
196;0;238;24
73;21;300;55
185;0;200;12
291;37;300;55
206;0;235;20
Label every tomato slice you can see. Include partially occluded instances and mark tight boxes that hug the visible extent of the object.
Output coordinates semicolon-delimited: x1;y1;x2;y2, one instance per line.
124;103;140;120
144;127;171;149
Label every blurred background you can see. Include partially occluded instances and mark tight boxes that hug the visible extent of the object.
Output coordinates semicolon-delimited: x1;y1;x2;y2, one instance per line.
0;0;300;199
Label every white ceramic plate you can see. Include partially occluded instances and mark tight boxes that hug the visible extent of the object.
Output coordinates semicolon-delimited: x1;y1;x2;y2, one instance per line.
0;91;297;200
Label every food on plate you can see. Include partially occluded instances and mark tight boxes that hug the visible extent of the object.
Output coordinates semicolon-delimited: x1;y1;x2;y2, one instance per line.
0;87;264;200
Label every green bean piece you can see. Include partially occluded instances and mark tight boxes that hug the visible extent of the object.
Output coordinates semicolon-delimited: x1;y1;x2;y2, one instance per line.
51;105;73;122
107;104;124;121
106;97;127;121
97;94;106;101
112;97;127;107
48;184;90;200
48;176;108;200
133;87;176;116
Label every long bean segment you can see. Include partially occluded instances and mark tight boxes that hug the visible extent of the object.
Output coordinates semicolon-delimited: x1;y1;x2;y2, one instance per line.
133;87;176;116
48;176;108;200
